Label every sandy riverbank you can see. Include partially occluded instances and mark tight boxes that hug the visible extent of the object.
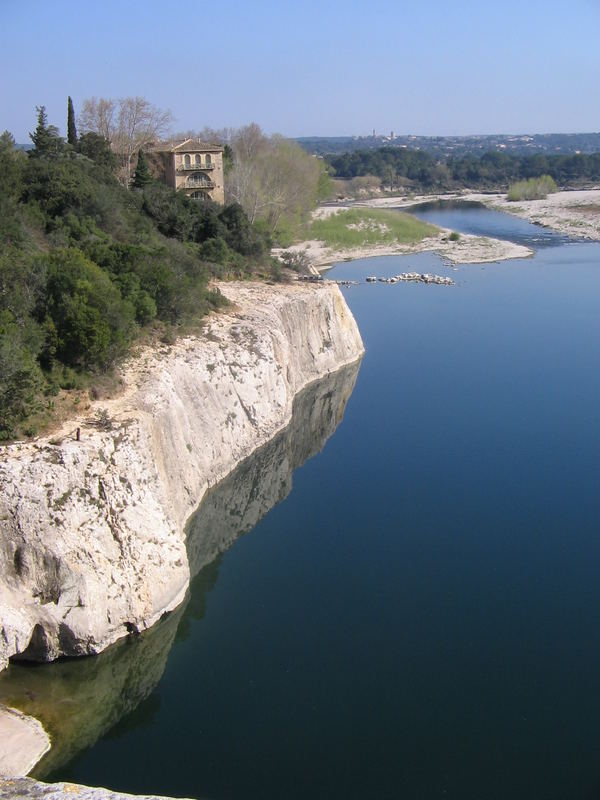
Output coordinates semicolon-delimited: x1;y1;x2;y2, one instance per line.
357;189;600;241
474;189;600;240
278;204;532;270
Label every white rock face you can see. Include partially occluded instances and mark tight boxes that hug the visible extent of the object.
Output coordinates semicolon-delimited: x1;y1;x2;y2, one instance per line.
0;708;50;777
0;282;364;672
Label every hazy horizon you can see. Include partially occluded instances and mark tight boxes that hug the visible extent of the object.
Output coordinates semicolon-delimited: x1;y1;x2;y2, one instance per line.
3;0;599;143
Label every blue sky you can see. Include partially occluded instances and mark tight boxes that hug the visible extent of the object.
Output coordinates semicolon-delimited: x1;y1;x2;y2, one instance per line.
2;0;599;142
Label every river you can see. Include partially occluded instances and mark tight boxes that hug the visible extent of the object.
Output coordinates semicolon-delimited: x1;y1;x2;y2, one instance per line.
2;203;600;800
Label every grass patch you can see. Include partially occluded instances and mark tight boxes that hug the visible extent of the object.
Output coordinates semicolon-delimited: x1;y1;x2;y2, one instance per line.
309;209;438;248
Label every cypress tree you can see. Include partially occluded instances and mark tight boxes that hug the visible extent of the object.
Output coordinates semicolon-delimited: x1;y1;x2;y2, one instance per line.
67;96;78;146
132;150;153;188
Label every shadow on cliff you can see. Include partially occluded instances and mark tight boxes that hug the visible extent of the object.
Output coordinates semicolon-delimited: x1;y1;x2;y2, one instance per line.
0;358;362;778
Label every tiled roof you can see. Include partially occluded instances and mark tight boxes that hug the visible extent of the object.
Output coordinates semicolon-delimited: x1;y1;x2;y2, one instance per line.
151;138;223;154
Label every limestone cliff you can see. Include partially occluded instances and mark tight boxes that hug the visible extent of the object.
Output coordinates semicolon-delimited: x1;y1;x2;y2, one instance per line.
0;281;364;672
0;360;360;778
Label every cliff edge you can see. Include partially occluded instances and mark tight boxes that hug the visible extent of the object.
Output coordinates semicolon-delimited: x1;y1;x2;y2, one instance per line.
0;281;364;672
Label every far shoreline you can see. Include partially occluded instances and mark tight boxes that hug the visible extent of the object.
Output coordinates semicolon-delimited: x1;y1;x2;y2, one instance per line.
278;188;600;271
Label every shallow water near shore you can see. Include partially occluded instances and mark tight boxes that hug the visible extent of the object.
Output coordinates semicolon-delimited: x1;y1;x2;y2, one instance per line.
5;206;600;799
408;198;577;246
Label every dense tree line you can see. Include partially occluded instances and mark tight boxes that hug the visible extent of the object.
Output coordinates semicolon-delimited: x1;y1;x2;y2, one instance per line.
0;105;271;439
326;147;600;192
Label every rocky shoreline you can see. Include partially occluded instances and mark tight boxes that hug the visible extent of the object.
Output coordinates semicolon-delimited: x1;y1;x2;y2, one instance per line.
0;361;362;783
0;281;363;672
6;187;594;797
0;280;364;782
0;778;192;800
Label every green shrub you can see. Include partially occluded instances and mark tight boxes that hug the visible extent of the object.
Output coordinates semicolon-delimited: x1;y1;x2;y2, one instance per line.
507;175;558;201
39;249;135;369
199;236;232;264
218;203;266;257
279;249;312;273
21;159;95;221
0;310;45;438
77;132;117;171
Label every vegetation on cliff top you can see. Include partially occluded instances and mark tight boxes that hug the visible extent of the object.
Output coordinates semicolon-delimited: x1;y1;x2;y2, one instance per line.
78;101;328;243
0;105;272;440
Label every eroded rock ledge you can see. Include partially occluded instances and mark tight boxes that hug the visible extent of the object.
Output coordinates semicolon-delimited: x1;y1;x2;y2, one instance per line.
0;778;190;800
0;281;364;672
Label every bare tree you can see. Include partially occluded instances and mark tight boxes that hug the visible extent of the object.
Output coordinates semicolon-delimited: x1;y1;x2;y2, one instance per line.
226;124;320;232
79;96;172;185
226;124;271;224
79;97;116;142
171;126;233;145
264;135;320;231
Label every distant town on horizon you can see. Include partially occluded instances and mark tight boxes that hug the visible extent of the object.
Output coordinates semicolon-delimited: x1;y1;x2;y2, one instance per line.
295;131;600;157
15;130;600;159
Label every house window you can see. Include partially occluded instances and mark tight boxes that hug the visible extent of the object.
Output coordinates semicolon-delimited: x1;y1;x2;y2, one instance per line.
190;191;208;200
205;154;212;166
195;154;202;165
184;154;191;167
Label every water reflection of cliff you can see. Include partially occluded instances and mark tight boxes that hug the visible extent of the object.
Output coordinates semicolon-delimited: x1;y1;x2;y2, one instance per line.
185;358;362;580
0;359;361;778
0;602;185;778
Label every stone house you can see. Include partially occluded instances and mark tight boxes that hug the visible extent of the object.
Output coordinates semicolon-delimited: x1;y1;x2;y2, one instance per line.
148;139;225;203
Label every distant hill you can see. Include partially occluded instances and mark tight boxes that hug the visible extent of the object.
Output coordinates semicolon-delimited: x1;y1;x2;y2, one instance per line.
297;132;600;158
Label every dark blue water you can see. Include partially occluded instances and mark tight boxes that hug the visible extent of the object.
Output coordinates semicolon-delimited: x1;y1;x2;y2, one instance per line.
7;207;600;800
407;199;575;247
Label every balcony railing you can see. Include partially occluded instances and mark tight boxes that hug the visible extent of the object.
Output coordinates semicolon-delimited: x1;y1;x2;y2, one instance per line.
186;179;215;189
177;162;215;171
